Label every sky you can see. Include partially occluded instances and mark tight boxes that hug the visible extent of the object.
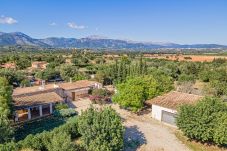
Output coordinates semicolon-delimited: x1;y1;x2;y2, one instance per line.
1;0;227;44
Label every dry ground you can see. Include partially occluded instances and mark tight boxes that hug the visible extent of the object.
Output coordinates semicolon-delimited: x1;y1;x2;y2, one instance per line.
144;54;227;62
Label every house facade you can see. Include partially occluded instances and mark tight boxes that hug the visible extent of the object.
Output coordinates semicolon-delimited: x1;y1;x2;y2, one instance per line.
13;80;102;122
146;91;202;126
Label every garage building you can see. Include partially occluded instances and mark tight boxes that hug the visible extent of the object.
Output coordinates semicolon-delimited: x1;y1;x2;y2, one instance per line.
146;91;202;126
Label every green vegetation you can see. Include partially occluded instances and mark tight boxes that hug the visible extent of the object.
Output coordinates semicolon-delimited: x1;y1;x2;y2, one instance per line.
1;50;227;150
14;116;66;141
0;77;14;144
113;75;173;112
1;107;124;151
53;108;77;118
176;97;227;146
77;107;124;151
90;88;111;104
175;131;227;151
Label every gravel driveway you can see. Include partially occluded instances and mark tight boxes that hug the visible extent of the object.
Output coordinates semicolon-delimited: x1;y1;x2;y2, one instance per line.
111;105;191;151
71;100;191;151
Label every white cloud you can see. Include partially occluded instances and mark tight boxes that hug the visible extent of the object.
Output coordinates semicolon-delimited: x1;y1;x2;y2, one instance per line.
0;15;18;24
67;22;86;29
49;22;57;26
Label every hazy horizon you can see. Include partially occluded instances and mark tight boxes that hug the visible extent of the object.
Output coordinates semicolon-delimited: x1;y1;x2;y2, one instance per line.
1;0;227;45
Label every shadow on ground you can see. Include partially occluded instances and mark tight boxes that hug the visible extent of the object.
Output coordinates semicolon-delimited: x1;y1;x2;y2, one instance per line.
124;125;147;151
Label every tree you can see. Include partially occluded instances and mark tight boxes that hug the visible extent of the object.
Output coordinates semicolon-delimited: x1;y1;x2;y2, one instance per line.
59;64;78;81
176;97;227;145
113;75;173;112
0;77;14;144
35;68;59;81
213;113;227;146
0;77;13;116
0;114;14;144
77;107;124;151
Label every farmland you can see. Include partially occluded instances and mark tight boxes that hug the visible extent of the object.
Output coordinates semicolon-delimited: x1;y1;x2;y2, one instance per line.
143;54;227;62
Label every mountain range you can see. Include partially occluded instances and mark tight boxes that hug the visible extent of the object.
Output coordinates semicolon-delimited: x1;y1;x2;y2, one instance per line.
0;32;226;49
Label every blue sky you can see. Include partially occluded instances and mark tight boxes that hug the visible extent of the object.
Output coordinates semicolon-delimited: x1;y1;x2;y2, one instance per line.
1;0;227;44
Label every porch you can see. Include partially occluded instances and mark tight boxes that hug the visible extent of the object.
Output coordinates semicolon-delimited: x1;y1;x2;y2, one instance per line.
15;103;54;122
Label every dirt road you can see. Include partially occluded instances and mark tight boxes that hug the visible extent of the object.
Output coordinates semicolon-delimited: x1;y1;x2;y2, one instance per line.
111;105;191;151
72;100;191;151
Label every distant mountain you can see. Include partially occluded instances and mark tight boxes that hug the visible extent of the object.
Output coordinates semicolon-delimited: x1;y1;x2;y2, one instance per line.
0;32;226;49
0;32;49;47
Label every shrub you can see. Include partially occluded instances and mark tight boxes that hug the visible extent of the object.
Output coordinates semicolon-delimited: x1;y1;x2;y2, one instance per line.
0;142;17;151
0;114;14;144
90;89;111;105
15;116;65;141
53;117;80;139
19;134;46;151
46;132;75;151
55;103;68;111
213;113;227;146
78;107;125;151
178;74;195;83
53;108;77;118
17;117;79;151
177;97;227;145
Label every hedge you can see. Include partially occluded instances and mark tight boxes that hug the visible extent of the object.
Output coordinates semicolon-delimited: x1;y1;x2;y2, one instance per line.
0;117;80;151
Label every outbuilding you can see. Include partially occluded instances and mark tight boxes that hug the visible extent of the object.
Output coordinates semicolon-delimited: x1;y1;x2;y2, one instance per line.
146;91;202;126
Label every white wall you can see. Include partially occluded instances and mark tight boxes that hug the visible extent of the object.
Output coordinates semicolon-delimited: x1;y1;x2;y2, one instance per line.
151;104;177;121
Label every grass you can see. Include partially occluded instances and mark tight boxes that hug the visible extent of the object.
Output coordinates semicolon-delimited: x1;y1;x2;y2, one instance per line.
14;116;66;141
175;131;227;151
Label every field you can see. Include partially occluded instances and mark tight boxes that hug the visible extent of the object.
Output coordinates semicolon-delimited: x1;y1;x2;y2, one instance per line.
143;54;227;62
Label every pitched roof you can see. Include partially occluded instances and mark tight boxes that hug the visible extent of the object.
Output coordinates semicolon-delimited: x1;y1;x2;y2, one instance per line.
13;80;100;96
145;91;203;110
13;91;63;109
13;84;57;96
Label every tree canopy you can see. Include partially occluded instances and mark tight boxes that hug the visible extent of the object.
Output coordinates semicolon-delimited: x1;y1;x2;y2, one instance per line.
112;75;173;112
77;107;124;151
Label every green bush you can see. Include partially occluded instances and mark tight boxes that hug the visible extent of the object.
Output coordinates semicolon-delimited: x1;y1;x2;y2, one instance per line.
178;74;195;83
177;97;227;146
53;108;77;118
15;116;66;141
55;103;68;111
78;107;124;151
113;75;173;112
46;132;75;151
0;142;17;151
213;113;227;146
17;117;79;151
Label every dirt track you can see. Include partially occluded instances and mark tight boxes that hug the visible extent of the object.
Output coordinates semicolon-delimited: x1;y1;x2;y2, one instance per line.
72;100;191;151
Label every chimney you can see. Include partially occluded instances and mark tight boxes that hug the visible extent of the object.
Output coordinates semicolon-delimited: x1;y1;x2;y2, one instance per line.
39;80;45;90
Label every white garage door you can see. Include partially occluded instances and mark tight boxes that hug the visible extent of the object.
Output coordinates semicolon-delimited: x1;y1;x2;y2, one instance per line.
161;110;176;126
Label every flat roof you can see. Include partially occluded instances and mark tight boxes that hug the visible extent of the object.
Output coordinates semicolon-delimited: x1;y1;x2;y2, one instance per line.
146;91;203;110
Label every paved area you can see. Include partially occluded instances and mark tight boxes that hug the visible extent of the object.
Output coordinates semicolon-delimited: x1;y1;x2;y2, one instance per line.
71;99;191;151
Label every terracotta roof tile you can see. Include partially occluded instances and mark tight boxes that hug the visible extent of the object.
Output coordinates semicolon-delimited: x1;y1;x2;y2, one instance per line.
146;91;203;110
13;92;63;108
